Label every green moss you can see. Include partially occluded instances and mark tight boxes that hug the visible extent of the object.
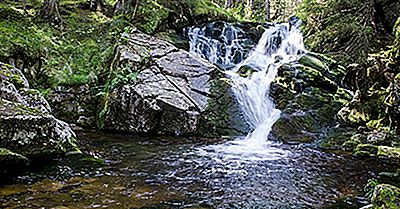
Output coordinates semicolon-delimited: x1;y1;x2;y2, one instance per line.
341;134;364;150
354;144;400;161
196;71;246;137
377;146;400;160
297;0;381;65
0;148;29;167
372;184;400;209
155;30;188;49
298;53;329;73
0;99;45;116
0;1;115;89
354;144;379;158
319;129;357;149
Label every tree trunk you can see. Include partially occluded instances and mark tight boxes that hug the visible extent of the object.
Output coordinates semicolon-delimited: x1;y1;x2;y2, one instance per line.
246;0;254;18
113;0;140;19
265;0;270;21
39;0;63;25
225;0;232;8
90;0;106;12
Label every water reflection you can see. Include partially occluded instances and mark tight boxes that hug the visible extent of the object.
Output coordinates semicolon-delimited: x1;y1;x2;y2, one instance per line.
0;132;392;208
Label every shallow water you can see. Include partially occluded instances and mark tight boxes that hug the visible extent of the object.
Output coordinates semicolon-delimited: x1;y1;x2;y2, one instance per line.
0;131;393;208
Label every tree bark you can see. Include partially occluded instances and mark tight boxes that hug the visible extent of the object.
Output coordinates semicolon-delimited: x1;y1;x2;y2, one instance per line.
246;0;254;18
90;0;106;12
225;0;232;8
39;0;63;25
265;0;270;21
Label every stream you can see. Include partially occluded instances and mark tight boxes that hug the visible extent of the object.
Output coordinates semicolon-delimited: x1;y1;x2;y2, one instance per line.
0;131;392;208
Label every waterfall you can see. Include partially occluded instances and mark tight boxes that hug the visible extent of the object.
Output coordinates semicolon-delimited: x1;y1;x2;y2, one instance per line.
188;20;306;158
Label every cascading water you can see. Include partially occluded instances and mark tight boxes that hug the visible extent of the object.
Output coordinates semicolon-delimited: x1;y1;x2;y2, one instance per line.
188;20;306;160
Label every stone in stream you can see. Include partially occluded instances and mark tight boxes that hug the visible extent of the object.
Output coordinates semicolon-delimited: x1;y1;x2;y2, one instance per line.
101;29;246;136
0;62;79;173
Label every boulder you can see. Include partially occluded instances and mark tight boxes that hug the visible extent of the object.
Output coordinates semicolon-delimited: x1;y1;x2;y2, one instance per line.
47;85;96;128
102;30;244;136
270;52;353;144
0;62;79;170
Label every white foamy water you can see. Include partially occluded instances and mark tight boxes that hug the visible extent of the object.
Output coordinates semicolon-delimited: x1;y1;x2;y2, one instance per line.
188;21;306;160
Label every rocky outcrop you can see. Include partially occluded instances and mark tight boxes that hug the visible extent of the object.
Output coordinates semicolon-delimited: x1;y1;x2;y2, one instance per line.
270;52;352;144
47;85;97;128
101;29;243;136
0;63;79;172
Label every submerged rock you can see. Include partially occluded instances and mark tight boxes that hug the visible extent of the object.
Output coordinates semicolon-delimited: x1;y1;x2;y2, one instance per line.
0;63;79;171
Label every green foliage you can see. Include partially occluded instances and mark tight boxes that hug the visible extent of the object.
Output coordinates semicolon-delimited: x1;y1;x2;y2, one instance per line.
371;184;400;209
365;178;379;199
114;0;235;34
297;0;378;65
0;1;116;89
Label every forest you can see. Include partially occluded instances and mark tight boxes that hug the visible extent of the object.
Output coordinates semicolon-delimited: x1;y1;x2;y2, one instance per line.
0;0;399;208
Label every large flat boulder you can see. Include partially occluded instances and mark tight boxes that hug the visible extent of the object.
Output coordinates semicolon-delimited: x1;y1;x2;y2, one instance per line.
102;30;241;135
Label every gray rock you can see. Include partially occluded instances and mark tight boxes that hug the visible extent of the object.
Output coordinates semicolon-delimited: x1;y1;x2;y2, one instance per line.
0;62;78;165
103;30;242;135
47;85;96;128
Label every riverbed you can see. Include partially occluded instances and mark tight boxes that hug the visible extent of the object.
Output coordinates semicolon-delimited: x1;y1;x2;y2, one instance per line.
0;131;394;208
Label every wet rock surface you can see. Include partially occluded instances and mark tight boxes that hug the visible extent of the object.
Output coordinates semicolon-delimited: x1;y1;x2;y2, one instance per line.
0;63;78;171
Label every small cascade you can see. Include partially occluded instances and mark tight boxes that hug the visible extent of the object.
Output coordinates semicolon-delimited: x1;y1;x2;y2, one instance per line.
187;22;256;68
227;22;306;145
188;20;306;159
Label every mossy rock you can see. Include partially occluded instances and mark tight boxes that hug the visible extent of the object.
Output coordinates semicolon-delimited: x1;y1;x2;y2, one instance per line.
319;128;358;150
377;146;400;161
0;148;29;168
341;134;365;150
372;184;400;209
0;63;29;89
354;144;400;161
236;65;257;78
353;144;379;158
271;113;319;144
197;70;249;137
155;30;189;49
270;51;351;145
